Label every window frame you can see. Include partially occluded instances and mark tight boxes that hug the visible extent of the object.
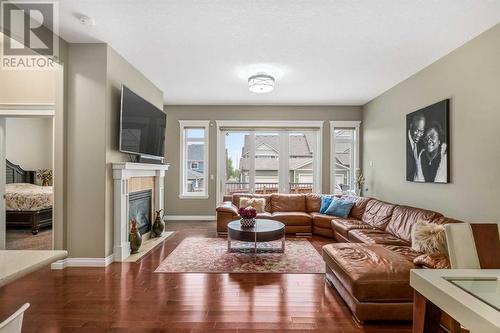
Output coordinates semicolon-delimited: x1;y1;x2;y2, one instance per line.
215;120;324;205
330;121;361;194
179;120;210;199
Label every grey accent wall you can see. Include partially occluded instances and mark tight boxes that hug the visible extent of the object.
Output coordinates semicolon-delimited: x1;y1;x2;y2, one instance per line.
362;23;500;222
164;106;362;216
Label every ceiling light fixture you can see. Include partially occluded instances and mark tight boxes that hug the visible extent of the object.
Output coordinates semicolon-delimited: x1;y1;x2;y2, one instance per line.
248;73;275;93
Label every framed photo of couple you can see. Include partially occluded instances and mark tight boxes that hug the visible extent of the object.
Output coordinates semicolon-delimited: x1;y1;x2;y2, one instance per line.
406;99;450;183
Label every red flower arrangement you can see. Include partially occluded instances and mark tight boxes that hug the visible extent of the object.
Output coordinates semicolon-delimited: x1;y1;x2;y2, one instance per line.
239;206;257;219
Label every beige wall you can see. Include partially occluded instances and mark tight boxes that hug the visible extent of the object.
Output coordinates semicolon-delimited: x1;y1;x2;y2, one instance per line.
0;33;56;104
104;46;163;256
66;43;108;258
66;43;163;258
362;23;500;222
6;117;53;172
164;106;362;216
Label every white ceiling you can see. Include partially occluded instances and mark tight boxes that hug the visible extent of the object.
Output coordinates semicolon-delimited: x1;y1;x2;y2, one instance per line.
58;0;500;105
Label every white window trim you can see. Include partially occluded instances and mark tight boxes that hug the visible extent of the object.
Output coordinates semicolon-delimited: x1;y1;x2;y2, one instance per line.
330;121;361;194
215;120;323;206
179;120;210;199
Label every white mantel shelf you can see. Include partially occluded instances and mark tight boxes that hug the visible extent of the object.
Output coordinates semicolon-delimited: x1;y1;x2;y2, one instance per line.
112;162;170;172
112;162;169;262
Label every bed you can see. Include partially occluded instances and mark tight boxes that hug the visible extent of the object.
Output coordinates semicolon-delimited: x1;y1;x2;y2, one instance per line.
5;160;53;235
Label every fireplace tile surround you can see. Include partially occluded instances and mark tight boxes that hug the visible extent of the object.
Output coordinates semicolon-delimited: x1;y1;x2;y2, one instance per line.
112;162;169;261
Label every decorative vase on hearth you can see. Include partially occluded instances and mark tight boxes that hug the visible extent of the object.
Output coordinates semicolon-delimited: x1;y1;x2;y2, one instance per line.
129;219;142;254
152;209;165;237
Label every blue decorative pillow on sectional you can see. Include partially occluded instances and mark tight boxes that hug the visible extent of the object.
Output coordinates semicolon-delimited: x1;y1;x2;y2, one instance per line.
320;196;334;214
324;198;354;218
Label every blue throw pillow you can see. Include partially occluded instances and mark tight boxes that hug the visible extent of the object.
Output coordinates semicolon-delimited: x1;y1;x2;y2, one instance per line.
320;196;333;214
324;199;354;218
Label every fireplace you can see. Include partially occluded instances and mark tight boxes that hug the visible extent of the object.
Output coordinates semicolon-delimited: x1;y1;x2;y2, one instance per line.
129;189;152;235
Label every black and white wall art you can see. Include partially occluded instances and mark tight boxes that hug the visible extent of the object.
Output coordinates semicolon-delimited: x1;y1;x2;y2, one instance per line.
406;99;450;183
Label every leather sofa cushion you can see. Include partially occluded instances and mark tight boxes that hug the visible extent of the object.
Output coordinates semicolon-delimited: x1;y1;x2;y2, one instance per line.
305;193;322;213
310;212;333;229
383;245;422;263
386;205;442;243
322;243;415;302
361;199;396;229
271;212;312;226
348;229;410;246
331;217;372;238
256;212;273;219
342;195;372;220
271;194;306;212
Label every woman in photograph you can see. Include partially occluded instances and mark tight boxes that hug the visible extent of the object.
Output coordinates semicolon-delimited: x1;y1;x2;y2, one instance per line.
414;121;447;183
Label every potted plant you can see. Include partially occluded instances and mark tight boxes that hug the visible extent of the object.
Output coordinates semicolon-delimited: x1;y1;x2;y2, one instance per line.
239;206;257;228
37;169;53;186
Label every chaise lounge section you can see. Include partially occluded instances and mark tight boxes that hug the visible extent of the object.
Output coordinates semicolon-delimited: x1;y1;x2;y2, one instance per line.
217;193;460;322
324;199;460;322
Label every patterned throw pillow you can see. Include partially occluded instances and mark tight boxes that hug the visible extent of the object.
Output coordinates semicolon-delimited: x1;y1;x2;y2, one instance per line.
324;199;354;218
239;197;266;213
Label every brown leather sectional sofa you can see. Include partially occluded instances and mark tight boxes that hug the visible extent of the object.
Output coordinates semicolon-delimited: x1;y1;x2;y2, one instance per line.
216;193;460;322
216;193;338;236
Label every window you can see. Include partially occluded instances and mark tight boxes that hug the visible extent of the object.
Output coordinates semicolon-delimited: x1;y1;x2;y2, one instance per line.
330;121;360;195
216;121;323;204
179;120;209;199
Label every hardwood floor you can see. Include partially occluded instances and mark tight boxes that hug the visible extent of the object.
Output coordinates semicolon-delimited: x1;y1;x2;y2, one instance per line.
0;221;412;332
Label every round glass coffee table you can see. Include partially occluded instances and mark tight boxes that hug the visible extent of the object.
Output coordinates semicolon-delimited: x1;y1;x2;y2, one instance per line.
227;219;285;256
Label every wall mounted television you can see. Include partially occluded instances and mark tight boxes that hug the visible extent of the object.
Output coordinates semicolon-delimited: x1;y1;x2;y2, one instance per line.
119;85;166;160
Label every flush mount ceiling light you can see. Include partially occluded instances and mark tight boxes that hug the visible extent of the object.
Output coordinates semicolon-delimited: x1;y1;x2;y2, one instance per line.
248;73;275;93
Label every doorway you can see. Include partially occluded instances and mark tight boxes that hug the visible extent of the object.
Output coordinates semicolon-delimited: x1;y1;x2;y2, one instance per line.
217;121;323;204
0;115;55;250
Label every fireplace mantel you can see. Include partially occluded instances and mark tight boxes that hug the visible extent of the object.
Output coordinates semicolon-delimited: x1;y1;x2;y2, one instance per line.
112;162;169;261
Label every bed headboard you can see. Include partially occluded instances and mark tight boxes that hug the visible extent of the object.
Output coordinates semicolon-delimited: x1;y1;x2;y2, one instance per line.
6;160;36;184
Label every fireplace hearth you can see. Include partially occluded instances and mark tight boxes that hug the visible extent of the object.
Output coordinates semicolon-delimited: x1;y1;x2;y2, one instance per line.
129;190;152;235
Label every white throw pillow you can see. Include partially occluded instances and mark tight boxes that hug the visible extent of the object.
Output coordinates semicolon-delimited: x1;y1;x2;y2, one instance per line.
239;197;266;213
411;220;447;254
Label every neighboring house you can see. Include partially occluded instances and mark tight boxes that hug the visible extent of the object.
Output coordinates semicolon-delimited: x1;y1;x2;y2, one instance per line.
234;134;353;191
187;144;205;192
238;134;315;187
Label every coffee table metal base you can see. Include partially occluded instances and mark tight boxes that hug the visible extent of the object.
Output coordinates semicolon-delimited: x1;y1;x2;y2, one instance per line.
227;236;285;255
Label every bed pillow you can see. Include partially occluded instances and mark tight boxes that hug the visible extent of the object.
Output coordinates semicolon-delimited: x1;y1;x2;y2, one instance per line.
319;196;334;214
324;199;354;218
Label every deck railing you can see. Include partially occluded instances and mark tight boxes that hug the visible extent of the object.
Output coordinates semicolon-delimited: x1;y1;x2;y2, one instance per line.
224;182;313;194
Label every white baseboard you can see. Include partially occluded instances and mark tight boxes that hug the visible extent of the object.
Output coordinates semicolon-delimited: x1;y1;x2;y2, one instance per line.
51;254;114;270
164;215;216;221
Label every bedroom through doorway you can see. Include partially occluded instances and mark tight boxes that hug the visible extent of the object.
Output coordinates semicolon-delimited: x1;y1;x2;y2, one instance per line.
0;116;54;250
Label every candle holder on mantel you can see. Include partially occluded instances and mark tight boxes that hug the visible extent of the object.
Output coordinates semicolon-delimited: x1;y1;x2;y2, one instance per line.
129;219;142;254
152;209;165;237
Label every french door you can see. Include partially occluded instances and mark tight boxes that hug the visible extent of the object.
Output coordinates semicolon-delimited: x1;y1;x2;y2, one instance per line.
219;128;320;202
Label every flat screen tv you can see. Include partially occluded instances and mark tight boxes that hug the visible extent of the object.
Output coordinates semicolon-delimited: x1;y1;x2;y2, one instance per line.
119;85;166;159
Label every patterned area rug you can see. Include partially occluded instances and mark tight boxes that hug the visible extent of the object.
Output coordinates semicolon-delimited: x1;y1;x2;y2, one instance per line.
155;237;325;274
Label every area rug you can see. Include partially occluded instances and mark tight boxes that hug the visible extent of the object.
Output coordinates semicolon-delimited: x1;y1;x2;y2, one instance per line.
154;237;325;274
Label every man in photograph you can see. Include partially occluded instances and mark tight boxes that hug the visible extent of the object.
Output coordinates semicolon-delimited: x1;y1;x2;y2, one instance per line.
406;113;425;181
